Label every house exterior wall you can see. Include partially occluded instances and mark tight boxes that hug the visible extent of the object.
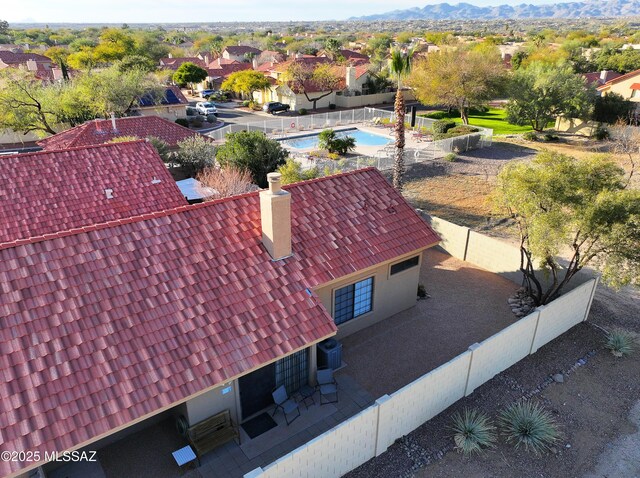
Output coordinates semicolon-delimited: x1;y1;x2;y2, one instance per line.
313;250;425;339
600;74;640;103
137;104;187;120
185;381;240;426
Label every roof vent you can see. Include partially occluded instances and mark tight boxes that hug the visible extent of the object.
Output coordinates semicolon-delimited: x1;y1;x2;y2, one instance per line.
105;188;114;199
151;177;162;185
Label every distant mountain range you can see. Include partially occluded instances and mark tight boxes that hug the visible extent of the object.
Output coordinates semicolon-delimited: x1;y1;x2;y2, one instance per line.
350;0;640;20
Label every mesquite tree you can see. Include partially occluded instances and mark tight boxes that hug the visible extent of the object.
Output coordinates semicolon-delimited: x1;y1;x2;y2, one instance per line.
495;151;639;305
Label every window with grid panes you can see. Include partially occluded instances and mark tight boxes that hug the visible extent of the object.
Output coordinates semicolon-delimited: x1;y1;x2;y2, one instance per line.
334;277;373;325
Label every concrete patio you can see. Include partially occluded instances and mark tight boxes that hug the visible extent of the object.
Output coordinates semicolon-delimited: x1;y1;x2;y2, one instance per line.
339;248;519;398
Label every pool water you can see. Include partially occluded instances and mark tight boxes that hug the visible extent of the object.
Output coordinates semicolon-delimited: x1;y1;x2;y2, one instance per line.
280;129;392;149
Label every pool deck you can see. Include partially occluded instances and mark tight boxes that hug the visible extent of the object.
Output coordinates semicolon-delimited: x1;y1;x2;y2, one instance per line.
277;124;426;158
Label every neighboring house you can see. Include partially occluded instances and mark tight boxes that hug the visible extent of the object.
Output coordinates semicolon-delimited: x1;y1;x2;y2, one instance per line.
0;141;186;244
257;49;285;66
221;45;262;62
255;59;371;110
597;68;640;104
0;50;68;81
205;57;253;90
584;70;623;88
135;86;189;119
0;168;439;478
37;115;202;151
318;49;370;65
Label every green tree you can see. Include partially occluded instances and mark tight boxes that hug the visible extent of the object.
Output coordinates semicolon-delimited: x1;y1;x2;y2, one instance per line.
408;48;506;125
390;49;412;191
0;20;8;35
593;93;635;124
221;70;271;100
175;135;217;176
116;55;157;73
318;129;356;155
216;131;287;187
494;151;640;305
285;62;342;110
172;62;208;93
506;62;593;131
278;159;319;185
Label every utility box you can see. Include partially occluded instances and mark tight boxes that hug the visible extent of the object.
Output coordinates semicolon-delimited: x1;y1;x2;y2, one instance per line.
317;338;343;370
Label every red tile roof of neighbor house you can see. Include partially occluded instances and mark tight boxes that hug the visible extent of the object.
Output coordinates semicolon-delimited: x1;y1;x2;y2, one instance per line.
223;45;262;56
0;141;187;245
158;57;206;70
631;83;640;90
597;68;640;89
0;168;440;477
37;115;198;150
206;58;252;78
0;50;51;65
583;70;623;86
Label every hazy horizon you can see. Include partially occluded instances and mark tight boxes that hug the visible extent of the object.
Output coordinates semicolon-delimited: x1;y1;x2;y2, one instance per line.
6;0;560;24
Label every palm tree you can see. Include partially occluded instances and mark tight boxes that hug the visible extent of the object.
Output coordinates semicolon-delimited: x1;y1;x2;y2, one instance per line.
390;49;412;192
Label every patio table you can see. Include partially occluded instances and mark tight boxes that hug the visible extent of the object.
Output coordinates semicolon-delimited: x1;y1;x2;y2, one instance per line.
172;444;198;469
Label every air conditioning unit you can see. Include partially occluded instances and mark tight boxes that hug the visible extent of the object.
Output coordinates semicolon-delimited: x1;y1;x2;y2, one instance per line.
317;338;343;370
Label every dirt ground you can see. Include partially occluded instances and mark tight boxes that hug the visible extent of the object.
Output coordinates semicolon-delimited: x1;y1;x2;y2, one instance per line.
345;286;640;478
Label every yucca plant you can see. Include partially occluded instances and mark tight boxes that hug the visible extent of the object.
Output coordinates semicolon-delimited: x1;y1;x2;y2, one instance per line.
499;401;559;454
605;329;636;357
450;408;497;455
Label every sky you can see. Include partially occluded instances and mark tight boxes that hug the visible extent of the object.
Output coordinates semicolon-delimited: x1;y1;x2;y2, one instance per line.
5;0;558;23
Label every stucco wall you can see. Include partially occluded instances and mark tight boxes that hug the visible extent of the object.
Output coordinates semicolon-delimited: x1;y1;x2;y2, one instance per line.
314;251;424;339
334;90;414;109
555;116;599;136
185;381;239;426
0;129;42;146
601;75;640;102
257;407;379;478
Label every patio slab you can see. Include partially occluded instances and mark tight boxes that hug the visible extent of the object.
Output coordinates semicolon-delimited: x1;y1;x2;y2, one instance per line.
339;248;519;398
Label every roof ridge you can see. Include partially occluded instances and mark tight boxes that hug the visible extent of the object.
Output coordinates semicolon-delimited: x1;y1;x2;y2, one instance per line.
0;168;379;252
599;67;640;87
3;139;150;160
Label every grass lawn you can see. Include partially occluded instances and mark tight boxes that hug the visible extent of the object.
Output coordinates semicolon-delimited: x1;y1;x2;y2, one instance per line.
420;108;534;135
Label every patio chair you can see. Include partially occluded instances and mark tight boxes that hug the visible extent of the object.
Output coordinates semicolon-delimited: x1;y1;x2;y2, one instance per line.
316;368;338;405
271;385;300;425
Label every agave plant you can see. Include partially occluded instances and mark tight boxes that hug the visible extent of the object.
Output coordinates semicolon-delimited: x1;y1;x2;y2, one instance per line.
499;401;560;454
450;408;497;455
605;328;636;357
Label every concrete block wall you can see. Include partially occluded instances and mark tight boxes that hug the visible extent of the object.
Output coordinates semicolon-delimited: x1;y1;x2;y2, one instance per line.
428;216;469;260
531;278;598;352
465;230;524;283
465;311;540;395
256;407;379;478
375;351;472;454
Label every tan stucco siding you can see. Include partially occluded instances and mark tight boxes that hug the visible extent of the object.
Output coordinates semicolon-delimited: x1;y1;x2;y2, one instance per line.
314;250;426;339
600;75;640;103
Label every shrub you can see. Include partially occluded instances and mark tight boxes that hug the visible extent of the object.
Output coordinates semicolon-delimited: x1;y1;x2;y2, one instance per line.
186;106;196;117
444;152;457;162
175;118;189;127
298;108;307;115
450;408;497;455
542;132;559;142
318;129;356;156
499;401;560;454
190;116;203;128
328;103;336;110
242;100;251;107
522;131;538;141
206;114;217;124
605;328;635;357
432;119;457;134
448;125;479;135
593;125;610;141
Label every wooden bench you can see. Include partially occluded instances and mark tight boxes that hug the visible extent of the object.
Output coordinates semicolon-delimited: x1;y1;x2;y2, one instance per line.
187;410;239;460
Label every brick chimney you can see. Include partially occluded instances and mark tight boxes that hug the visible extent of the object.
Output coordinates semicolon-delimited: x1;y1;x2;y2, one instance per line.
260;173;291;260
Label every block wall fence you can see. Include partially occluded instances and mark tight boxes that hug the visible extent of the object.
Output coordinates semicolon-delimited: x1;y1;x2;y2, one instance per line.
245;217;599;478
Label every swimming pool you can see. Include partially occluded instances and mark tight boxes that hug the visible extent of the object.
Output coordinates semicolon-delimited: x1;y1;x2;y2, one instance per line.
280;129;392;150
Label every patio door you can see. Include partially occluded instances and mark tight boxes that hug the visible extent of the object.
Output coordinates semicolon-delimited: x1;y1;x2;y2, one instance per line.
239;362;276;421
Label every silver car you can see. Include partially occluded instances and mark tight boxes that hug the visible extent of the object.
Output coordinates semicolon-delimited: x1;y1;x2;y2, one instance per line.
195;102;218;116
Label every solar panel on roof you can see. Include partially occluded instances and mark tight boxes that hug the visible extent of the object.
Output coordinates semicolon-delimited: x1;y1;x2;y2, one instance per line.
164;89;180;105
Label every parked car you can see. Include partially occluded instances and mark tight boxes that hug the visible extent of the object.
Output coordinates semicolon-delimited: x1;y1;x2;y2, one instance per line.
199;89;215;98
263;102;291;114
195;102;218;116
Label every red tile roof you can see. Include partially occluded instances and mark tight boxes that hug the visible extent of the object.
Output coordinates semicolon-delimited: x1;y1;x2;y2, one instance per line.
583;70;623;86
0;168;439;477
38;116;200;150
597;68;640;89
0;141;187;244
0;50;51;65
206;59;252;79
223;45;262;56
158;57;206;70
631;83;640;90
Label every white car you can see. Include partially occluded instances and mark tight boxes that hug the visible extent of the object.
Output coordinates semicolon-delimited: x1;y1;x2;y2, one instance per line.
195;102;218;116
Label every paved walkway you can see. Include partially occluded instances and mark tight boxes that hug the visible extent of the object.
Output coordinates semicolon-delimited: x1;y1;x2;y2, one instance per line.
340;248;519;398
